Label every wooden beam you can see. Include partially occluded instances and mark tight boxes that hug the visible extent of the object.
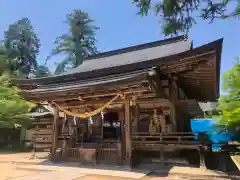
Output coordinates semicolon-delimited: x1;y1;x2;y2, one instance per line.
169;79;177;132
124;96;132;167
29;87;150;102
159;51;215;74
54;97;170;110
51;105;59;160
170;103;176;132
147;69;189;102
172;79;188;100
147;70;167;98
133;104;139;133
212;54;217;99
119;110;125;165
160;145;164;165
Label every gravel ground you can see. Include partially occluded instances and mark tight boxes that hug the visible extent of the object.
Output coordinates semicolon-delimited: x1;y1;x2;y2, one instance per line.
0;152;234;180
0;163;42;180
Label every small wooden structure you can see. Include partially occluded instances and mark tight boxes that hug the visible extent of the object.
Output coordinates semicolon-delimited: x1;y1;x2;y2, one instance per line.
13;35;223;167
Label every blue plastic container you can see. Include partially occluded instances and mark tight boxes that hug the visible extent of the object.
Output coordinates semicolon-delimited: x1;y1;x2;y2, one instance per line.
190;118;233;144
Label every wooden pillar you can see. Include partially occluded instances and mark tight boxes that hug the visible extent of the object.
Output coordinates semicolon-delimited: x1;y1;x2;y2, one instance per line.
199;146;206;169
169;79;177;132
170;103;177;131
133;104;139;132
51;105;59;160
62;138;68;159
119;110;125;163
220;152;227;172
160;145;164;166
124;96;132;167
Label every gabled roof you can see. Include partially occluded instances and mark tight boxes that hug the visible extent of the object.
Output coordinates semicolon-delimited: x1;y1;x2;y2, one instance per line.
13;35;223;102
12;35;191;85
61;35;191;76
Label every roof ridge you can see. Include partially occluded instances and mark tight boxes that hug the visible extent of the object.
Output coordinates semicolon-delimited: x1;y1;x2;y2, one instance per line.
84;34;188;61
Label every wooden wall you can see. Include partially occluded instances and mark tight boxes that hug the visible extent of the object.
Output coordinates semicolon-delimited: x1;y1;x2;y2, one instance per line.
32;114;53;152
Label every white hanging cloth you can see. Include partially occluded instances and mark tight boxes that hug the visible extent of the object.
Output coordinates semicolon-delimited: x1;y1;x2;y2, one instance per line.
64;113;67;124
73;116;77;125
89;116;93;125
101;111;104;120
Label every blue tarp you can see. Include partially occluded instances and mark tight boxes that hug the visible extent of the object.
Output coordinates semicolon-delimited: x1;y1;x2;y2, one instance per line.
190;119;233;144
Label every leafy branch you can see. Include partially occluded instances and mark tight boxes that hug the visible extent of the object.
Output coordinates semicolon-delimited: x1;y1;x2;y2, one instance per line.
133;0;240;36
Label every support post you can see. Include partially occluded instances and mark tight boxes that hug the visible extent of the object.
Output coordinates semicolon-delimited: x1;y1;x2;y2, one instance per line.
170;103;177;131
51;105;59;160
199;146;206;169
160;145;164;166
124;96;132;167
169;79;177;131
62;138;68;159
221;152;227;172
119;111;125;164
133;104;139;132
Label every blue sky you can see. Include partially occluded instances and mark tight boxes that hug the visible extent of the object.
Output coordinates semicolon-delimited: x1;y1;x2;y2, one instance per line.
0;0;239;86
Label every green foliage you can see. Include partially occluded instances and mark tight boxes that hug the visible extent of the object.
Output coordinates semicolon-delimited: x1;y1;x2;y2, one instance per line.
204;110;220;119
0;54;12;75
3;18;40;75
0;50;28;78
216;58;240;130
0;73;35;128
47;10;99;74
0;19;40;128
133;0;240;36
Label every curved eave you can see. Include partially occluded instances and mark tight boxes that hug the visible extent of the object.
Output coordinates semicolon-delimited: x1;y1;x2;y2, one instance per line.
177;38;223;101
21;72;148;97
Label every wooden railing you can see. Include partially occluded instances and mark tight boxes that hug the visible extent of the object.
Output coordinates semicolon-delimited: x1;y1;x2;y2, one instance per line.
56;147;97;164
132;132;199;148
55;142;122;164
98;143;122;164
69;148;97;164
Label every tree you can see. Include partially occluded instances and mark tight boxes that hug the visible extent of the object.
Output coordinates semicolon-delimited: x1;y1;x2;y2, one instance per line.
0;54;12;75
133;0;240;36
0;48;28;78
0;46;21;75
34;65;51;78
0;73;35;127
216;58;240;131
47;10;99;74
3;18;40;75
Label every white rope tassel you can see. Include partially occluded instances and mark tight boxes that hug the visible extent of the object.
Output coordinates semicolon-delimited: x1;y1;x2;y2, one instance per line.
73;116;76;125
101;111;104;120
64;113;67;124
89;116;93;125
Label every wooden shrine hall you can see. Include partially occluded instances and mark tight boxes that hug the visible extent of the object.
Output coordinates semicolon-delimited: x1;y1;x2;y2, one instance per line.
13;35;223;167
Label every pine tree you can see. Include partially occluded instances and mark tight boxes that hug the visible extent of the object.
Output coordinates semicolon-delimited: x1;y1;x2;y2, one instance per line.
133;0;240;35
47;10;99;74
